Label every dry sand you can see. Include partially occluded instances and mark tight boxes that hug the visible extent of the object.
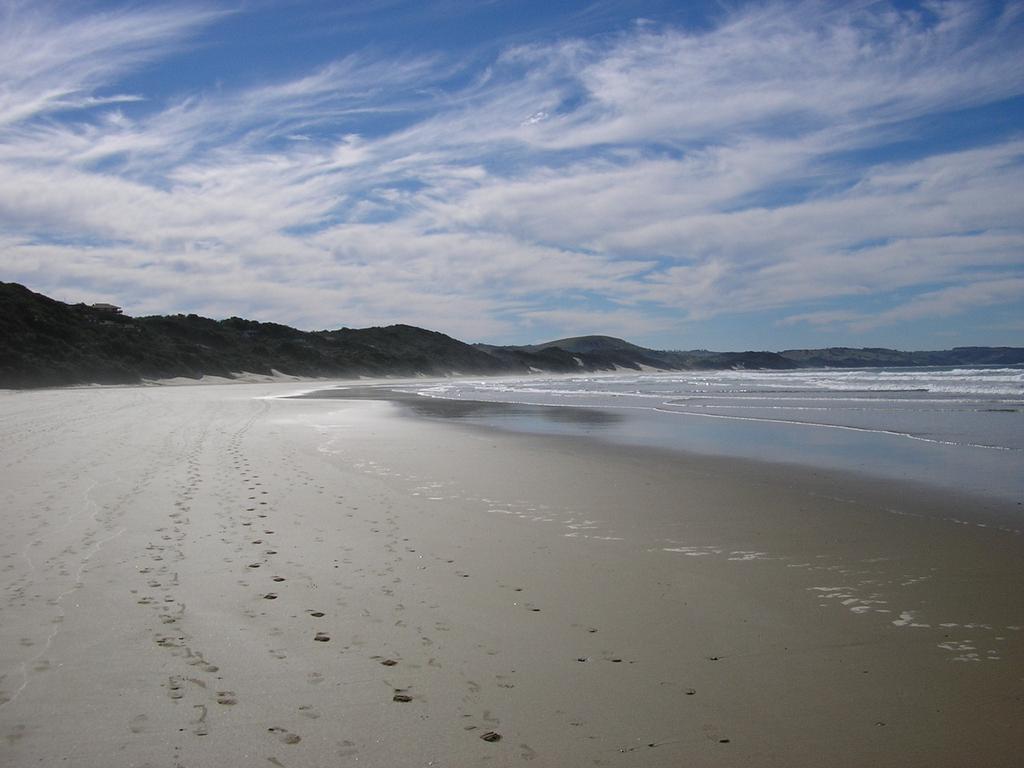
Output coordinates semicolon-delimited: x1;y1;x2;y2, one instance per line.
0;381;1021;767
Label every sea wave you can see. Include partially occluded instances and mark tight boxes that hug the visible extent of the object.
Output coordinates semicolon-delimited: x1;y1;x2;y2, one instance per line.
426;367;1024;398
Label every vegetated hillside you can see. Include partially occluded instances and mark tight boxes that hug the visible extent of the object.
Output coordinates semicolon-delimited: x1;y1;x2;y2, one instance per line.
2;282;1021;389
523;335;653;355
0;282;516;388
477;335;682;372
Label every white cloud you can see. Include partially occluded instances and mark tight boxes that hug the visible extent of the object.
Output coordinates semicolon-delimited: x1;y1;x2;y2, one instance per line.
0;2;226;127
784;277;1024;331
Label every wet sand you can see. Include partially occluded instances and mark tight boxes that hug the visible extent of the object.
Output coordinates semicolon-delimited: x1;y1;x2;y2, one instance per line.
0;381;1022;767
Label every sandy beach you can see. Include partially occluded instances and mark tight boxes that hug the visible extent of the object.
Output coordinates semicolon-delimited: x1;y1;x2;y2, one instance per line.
1;381;1022;767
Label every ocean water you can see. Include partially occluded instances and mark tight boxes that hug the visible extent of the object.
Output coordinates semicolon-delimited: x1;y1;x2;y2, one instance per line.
397;366;1024;504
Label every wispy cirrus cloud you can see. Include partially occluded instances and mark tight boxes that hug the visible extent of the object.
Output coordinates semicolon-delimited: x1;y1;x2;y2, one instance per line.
0;2;227;127
785;277;1024;332
0;1;1021;347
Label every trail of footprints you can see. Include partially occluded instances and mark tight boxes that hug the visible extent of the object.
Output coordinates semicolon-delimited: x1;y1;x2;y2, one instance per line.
131;421;232;741
128;410;335;757
127;405;658;763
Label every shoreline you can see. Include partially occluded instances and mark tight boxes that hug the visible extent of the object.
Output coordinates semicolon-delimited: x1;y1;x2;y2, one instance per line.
1;382;1021;766
295;383;1024;526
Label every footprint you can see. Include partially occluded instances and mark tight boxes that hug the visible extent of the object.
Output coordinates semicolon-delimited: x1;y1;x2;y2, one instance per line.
216;691;238;705
129;714;148;734
314;632;330;642
192;704;209;736
166;676;184;699
268;726;301;744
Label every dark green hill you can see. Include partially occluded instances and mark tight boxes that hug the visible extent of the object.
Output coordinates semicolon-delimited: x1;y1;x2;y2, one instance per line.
524;335;649;355
477;335;686;372
0;282;515;388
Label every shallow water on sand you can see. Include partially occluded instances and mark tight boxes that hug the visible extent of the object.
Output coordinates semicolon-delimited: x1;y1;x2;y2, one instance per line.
397;367;1024;505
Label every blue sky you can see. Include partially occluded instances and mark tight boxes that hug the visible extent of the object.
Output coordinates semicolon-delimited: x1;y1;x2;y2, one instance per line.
1;0;1022;350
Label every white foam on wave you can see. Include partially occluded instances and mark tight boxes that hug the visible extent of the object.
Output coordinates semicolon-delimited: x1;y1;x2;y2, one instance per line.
433;367;1024;399
892;610;931;628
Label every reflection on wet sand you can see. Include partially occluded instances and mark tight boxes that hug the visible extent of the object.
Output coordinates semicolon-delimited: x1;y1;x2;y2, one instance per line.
293;386;623;427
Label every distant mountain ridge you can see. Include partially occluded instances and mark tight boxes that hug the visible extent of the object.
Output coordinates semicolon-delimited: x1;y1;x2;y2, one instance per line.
1;282;1021;389
776;346;1024;367
481;336;1024;372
